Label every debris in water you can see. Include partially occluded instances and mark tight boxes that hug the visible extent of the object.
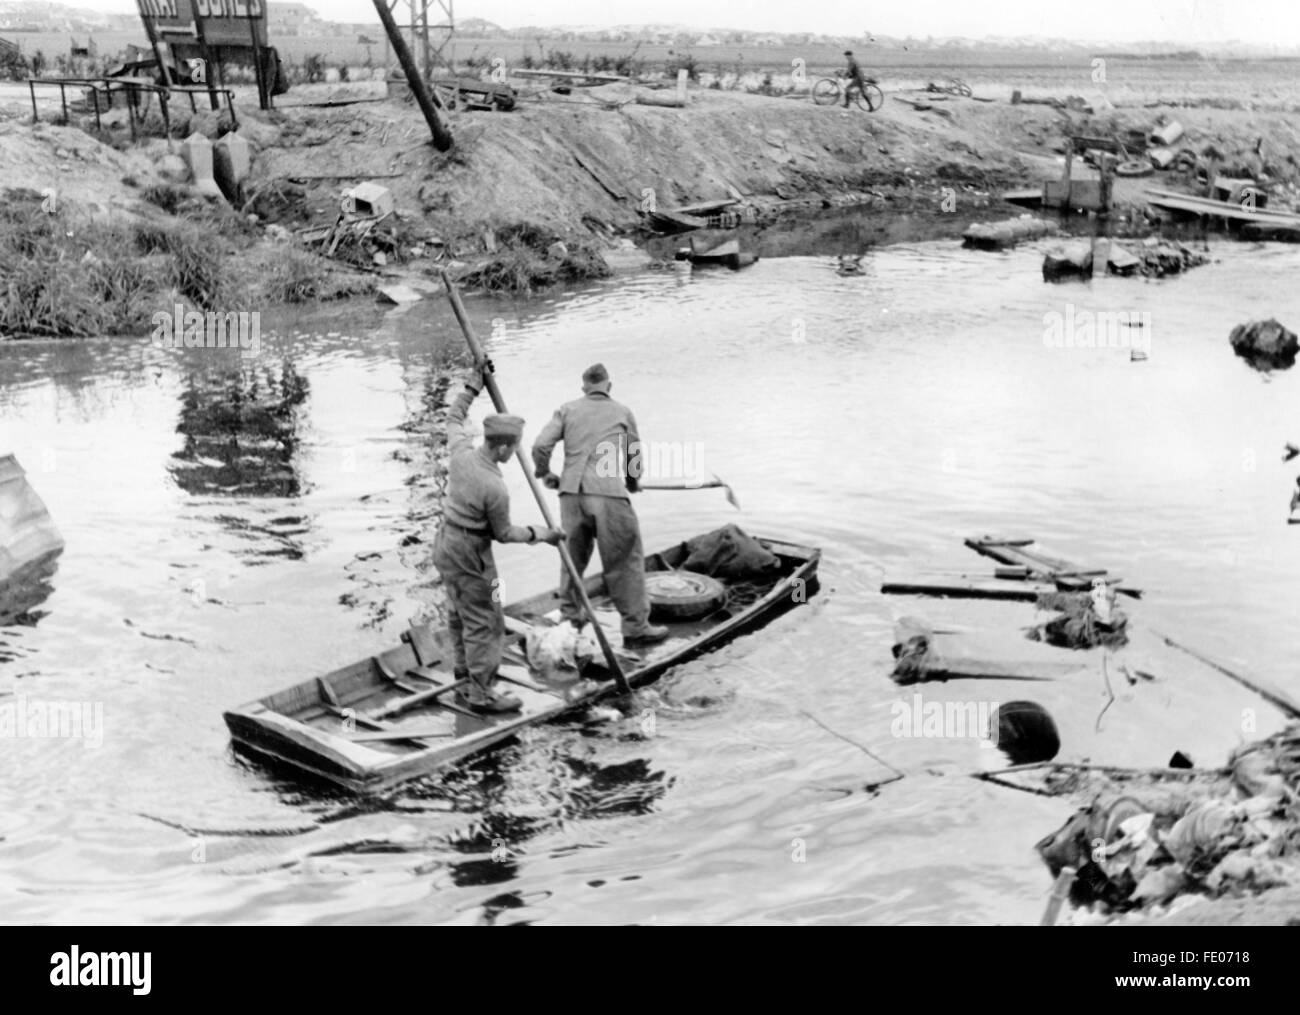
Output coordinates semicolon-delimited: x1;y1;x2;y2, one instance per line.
1229;317;1297;371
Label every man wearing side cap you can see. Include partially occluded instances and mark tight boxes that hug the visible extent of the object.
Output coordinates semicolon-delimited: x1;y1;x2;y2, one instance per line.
532;364;669;647
434;363;565;714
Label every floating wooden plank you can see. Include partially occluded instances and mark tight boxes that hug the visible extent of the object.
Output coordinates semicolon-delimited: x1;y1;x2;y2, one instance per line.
893;616;1092;682
882;574;1059;602
964;536;1142;598
966;536;1077;573
1154;631;1300;720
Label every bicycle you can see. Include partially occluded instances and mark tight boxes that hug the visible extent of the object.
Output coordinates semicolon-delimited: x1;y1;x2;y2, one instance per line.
812;72;884;112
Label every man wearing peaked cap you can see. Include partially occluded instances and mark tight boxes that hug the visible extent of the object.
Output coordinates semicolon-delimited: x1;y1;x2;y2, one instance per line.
532;363;669;647
433;365;564;714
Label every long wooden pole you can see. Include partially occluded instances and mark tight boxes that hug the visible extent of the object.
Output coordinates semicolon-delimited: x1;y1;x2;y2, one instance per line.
134;0;173;88
1155;630;1300;719
372;0;452;152
440;270;632;696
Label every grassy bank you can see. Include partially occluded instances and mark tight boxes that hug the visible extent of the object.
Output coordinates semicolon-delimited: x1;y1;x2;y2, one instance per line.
0;188;372;340
461;225;611;295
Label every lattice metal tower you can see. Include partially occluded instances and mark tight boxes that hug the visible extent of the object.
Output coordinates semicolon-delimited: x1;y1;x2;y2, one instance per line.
384;0;455;79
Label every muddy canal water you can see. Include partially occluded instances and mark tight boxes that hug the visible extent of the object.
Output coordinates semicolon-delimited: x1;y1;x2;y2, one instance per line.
2;233;1298;924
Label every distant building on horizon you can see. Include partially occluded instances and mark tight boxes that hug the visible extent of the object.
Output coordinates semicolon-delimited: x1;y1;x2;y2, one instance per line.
268;2;324;37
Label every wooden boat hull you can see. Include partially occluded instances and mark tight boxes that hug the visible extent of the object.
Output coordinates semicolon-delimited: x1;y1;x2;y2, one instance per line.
0;454;64;584
224;535;820;794
646;209;708;234
680;237;759;270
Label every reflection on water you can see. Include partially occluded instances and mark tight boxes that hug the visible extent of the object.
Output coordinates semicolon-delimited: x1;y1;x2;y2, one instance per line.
0;554;60;661
2;235;1299;925
170;363;310;499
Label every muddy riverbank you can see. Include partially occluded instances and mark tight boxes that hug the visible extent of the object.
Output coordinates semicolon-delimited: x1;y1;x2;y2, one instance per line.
5;74;1300;334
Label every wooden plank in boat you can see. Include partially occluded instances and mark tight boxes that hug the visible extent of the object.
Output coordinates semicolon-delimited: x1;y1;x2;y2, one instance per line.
253;710;382;771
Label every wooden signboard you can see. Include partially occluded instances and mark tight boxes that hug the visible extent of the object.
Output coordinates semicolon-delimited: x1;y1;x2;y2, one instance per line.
139;0;268;49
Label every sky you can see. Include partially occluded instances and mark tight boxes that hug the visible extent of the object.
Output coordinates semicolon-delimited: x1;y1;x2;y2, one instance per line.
51;0;1300;46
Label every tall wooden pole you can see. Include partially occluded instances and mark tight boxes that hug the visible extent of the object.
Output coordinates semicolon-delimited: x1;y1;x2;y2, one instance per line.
190;10;221;111
440;271;632;696
135;0;173;88
247;12;268;111
372;0;452;152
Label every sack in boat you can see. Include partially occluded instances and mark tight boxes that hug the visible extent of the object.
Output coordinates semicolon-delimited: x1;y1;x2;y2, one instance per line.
679;524;780;582
526;621;600;679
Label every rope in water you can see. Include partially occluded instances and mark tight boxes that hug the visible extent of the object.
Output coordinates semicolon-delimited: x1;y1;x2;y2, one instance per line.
798;709;907;784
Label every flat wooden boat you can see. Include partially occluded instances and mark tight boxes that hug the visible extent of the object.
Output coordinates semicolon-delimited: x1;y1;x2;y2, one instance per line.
681;237;759;270
224;534;820;794
645;209;708;234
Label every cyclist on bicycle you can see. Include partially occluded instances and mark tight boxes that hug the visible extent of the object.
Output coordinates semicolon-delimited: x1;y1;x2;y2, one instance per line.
843;50;868;108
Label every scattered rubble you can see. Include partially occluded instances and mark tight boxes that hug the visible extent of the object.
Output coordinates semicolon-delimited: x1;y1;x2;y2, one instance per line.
1042;237;1208;282
1034;723;1300;923
1230;317;1298;371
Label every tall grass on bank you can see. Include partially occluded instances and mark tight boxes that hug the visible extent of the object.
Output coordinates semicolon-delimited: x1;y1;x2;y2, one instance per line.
0;194;154;337
0;190;351;339
461;225;611;296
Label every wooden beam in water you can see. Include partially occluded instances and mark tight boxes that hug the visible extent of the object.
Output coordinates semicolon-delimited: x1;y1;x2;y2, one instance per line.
882;575;1056;601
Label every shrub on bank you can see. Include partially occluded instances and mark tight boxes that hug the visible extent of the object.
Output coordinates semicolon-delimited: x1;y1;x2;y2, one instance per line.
0;190;360;338
0;45;29;82
460;225;611;296
134;219;233;308
0;193;151;337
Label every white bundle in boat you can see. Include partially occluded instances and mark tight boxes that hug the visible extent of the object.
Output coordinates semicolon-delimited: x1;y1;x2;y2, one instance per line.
525;621;601;680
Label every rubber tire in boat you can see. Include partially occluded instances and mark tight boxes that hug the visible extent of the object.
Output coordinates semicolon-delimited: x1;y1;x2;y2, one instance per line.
646;570;727;621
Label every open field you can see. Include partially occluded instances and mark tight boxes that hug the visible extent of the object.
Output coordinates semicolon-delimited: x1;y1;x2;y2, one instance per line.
6;28;1300;107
